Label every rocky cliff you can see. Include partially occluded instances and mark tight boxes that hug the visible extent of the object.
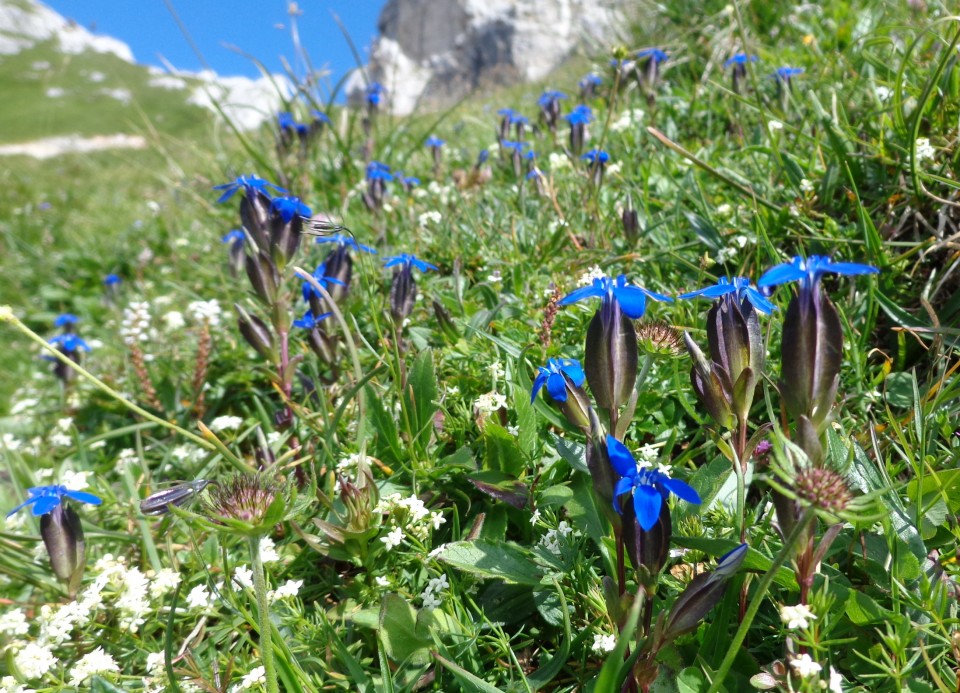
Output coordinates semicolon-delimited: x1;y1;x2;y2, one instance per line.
350;0;630;114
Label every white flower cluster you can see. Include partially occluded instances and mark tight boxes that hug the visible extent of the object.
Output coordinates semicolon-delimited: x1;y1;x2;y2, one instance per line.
578;265;605;286
780;603;816;630
425;180;455;206
69;646;120;686
474;391;507;416
120;301;153;346
376;493;445;551
232;665;267;691
420;574;449;609
915;137;936;163
187;299;222;327
48;416;73;448
539;520;574;556
610;107;645;133
0;674;33;693
418;210;442;228
162;310;185;331
591;633;617;653
209;415;244;432
548;152;571;170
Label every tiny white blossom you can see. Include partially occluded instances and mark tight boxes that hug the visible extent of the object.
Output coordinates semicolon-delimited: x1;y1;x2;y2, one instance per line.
489;361;505;380
474;391;507;416
381;526;404;551
875;85;893;102
14;642;58;680
69;646;119;686
187;299;222;327
235;665;266;690
799;178;815;194
259;537;280;563
591;633;617;653
0;675;32;693
232;565;254;590
150;568;181;598
828;666;843;693
375;576;391;587
185;584;213;609
780;603;817;630
428;544;448;559
768;119;784;131
430;511;445;530
61;469;91;491
162;311;186;331
418;210;442;228
272;579;303;601
789;653;822;678
915;137;936;163
0;608;29;636
209;415;244;432
146;652;166;675
578;265;605;286
529;509;541;525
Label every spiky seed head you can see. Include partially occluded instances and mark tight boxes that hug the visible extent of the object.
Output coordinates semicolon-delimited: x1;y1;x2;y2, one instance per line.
637;320;683;357
794;467;852;514
205;473;282;525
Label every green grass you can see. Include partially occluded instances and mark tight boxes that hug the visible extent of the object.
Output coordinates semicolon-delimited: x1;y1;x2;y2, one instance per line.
1;1;959;691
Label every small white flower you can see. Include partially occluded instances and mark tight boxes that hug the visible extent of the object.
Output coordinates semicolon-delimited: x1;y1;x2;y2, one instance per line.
14;642;58;680
381;526;404;551
61;469;91;491
272;579;303;601
150;568;181;598
474;391;507;416
915;137;936;163
375;576;391;587
428;544;448;559
780;603;817;630
789;653;822;678
69;646;120;686
237;665;266;689
162;311;186;331
146;652;166;675
187;300;222;327
548;151;570;170
591;633;617;653
489;361;505;380
0;608;29;636
430;511;445;530
715;203;733;218
185;584;213;609
828;665;843;693
418;210;442;228
768;119;784;131
259;537;280;563
529;509;541;525
799;178;815;194
209;415;243;432
875;85;893;102
578;265;605;286
232;565;254;590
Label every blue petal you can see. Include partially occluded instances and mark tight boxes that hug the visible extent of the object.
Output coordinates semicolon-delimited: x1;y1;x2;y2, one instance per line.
758;261;805;288
679;283;735;300
634;485;663;531
639;287;674;303
613;285;648;319
605;435;638;478
558;284;602;307
743;286;777;314
31;495;62;516
560;360;585;387
5;496;38;518
546;373;568;402
820;261;879;277
531;370;549;403
661;477;702;505
612;477;634;514
63;489;103;506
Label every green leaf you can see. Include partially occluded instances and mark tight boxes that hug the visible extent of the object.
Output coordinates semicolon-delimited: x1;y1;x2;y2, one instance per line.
552;433;588;474
845;590;894;626
432;652;507;693
483;424;525;477
439;540;542;585
378;593;433;666
366;385;402;465
90;678;126;693
527;580;573;690
403;349;438;452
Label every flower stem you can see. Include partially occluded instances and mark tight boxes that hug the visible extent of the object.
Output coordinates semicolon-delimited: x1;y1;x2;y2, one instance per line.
705;508;816;693
248;535;279;693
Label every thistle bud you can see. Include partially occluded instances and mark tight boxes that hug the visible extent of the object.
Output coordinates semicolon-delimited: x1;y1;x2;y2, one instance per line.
235;304;275;360
41;504;86;597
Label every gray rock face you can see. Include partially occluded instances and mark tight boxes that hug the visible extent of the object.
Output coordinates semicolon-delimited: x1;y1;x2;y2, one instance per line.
349;0;628;114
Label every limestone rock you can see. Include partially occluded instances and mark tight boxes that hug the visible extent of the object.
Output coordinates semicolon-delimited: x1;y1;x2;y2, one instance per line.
348;0;629;114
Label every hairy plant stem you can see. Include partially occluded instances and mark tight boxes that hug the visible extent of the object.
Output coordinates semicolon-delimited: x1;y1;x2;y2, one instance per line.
248;535;279;693
705;507;816;693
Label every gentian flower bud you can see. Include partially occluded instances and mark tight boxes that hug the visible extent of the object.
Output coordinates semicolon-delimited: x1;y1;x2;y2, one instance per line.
235;304;275;359
385;254;437;324
635;48;668;87
269;196;310;269
41;504;86;596
316;233;377;303
245;252;280;304
622;200;639;245
222;229;246;276
661;543;748;643
531;358;592;432
564;105;592;156
683;331;734;428
581;148;609;187
560;275;671;412
725;53;758;94
579;73;602;101
759;255;878;432
537;90;567;133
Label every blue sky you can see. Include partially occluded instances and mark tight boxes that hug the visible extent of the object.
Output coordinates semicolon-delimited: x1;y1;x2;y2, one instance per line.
45;1;384;91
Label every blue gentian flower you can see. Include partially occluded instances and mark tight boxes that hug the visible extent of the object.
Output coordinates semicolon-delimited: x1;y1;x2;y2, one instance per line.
271;196;312;223
758;255;879;292
222;229;245;245
293;309;331;329
366;161;394;181
501;140;528;154
402;176;420;187
497;107;517;118
383;253;437;273
537;90;567;108
103;274;121;286
213;175;286;204
54;314;79;328
425;135;445;148
6;485;102;518
680;276;776;314
606;435;701;531
312;110;331;124
637;48;669;63
579;73;602;88
278;111;296;129
581;149;609;164
316;233;376;254
366;82;385;107
531;358;585;403
774;67;804;81
477;149;490;165
301;263;345;302
564;104;593;125
526;169;543;181
725;53;758;67
560;275;672;320
49;334;90;353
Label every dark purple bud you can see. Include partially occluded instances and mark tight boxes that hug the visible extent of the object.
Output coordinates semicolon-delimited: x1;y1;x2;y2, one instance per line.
684;332;735;428
269;207;302;269
306;325;337;365
390;265;417;324
239;190;272;251
322;245;353;303
235;304;275;359
622;206;639;245
707;295;763;424
622;495;671;588
585;301;639;412
40;504;86;597
245;252;279;304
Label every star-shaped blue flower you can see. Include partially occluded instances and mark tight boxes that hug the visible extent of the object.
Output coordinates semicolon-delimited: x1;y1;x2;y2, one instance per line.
501;140;528;154
293;310;331;329
271;196;312;223
758;255;879;292
537;90;567;108
774;66;804;81
425;135;445;148
213;175;286;204
315;233;376;254
531;358;585;403
103;274;121;286
637;48;669;64
301;263;345;302
606;435;700;531
680;276;776;314
564;104;593;125
54;314;79;328
559;275;672;320
383;254;437;273
581;149;609;165
579;73;602;88
49;333;91;353
366;161;393;181
725;53;758;67
366;82;385;107
7;485;103;518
